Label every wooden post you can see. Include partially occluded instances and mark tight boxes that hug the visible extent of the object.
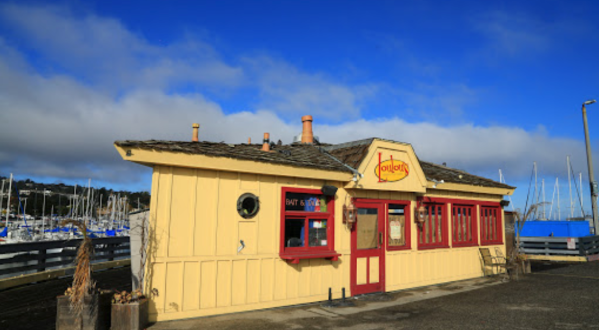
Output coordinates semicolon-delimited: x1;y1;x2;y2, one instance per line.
37;248;47;273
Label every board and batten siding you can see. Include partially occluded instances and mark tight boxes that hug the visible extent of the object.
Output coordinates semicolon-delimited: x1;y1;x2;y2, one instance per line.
145;165;506;322
145;165;352;322
348;189;505;292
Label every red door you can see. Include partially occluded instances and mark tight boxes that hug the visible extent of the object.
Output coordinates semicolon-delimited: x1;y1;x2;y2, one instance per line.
351;200;385;295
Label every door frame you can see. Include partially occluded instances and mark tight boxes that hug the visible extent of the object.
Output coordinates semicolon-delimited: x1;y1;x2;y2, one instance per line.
350;199;386;296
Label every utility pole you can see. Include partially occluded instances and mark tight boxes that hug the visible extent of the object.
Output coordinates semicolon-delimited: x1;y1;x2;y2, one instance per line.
582;100;599;235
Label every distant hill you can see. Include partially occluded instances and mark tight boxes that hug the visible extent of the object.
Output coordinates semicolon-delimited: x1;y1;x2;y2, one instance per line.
0;176;150;216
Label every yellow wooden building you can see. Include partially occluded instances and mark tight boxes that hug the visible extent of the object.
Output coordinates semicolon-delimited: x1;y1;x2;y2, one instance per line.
115;116;515;322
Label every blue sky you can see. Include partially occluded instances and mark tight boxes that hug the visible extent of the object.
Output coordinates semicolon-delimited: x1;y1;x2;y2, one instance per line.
1;0;598;218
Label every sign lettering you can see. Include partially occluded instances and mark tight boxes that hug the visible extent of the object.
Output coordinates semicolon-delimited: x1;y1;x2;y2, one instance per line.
375;152;409;182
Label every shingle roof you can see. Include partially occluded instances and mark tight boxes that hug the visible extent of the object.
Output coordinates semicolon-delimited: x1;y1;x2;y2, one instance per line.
325;138;514;190
419;161;514;189
116;138;514;190
114;140;353;174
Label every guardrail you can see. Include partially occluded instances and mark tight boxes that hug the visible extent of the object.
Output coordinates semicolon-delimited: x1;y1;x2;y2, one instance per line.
518;235;599;261
0;237;130;279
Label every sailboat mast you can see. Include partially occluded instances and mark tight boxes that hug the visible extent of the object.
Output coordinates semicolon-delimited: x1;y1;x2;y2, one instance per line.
534;162;538;218
549;178;557;220
568;156;573;219
86;179;91;227
557;178;561;220
542;179;546;220
42;189;46;235
580;173;584;217
5;173;12;226
73;184;77;219
499;169;514;211
0;179;5;222
100;194;103;221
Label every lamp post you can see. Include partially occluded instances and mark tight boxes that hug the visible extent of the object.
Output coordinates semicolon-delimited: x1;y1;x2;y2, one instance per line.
582;99;599;235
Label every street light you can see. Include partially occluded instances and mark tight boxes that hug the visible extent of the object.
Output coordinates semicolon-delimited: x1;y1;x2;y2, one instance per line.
582;99;599;235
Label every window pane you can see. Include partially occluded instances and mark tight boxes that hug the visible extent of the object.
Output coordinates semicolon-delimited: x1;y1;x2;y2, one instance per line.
285;218;305;247
285;192;327;212
452;205;474;245
308;219;328;246
357;208;378;250
388;205;405;247
419;204;445;247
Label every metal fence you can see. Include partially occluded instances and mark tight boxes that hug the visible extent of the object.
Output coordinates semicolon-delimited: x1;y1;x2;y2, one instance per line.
0;237;130;279
518;235;599;260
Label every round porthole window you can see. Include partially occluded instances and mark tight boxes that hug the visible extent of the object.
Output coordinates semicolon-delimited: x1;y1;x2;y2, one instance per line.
237;193;259;219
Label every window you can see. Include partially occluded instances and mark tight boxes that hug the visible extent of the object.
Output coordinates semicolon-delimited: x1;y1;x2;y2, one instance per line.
451;204;477;247
480;206;503;245
237;193;259;219
280;188;338;263
387;204;411;250
418;203;448;249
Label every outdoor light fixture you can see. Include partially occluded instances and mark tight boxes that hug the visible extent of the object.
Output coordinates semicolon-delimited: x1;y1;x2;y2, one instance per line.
584;100;596;105
415;205;426;228
343;200;357;226
431;179;444;188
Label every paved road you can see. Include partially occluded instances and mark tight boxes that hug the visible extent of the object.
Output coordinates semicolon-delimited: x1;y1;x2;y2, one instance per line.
154;262;599;330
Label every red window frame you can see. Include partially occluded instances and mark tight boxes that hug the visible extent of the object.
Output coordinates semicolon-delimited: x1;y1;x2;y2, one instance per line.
279;187;338;264
386;201;411;251
417;201;449;250
480;205;503;245
451;204;478;247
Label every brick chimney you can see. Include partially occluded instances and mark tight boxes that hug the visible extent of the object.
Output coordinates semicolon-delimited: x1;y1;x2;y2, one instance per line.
248;137;251;144
301;115;313;144
262;133;270;151
192;123;200;142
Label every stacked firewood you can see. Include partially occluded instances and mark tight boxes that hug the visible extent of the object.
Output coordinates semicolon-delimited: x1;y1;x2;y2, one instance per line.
64;287;74;296
112;288;145;304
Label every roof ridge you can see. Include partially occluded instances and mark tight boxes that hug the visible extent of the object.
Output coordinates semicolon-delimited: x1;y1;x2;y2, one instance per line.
420;160;515;189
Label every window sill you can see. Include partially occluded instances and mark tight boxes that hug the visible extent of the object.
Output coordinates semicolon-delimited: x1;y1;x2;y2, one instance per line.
417;244;450;251
480;241;504;246
280;251;340;264
452;242;479;248
387;246;411;251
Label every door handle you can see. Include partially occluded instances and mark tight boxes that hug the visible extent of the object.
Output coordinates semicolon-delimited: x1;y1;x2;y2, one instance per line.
379;232;383;247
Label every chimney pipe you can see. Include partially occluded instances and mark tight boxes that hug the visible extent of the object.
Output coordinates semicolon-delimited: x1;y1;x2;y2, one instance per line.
248;137;251;144
262;133;270;152
192;123;200;142
301;115;313;144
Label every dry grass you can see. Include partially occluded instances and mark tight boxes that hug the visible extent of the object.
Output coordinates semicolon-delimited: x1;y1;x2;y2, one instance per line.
61;219;95;315
512;204;542;260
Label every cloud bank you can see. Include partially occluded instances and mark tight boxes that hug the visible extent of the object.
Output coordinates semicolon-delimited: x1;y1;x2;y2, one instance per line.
0;3;595;202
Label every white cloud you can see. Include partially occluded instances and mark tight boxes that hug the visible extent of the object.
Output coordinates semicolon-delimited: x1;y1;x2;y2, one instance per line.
0;40;596;195
0;3;597;201
0;3;244;91
243;56;370;121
